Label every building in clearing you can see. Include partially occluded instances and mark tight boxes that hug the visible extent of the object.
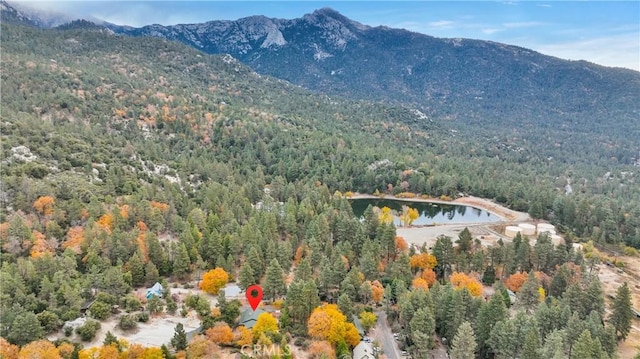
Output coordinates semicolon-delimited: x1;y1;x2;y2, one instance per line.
146;282;163;299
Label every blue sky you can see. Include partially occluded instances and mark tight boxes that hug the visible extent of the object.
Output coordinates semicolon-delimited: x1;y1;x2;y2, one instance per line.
14;1;640;71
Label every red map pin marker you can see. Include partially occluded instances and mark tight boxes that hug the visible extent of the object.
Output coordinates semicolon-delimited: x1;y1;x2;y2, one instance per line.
246;284;263;311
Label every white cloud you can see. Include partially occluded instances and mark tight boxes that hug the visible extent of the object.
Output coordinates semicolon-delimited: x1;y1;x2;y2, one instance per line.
482;28;502;35
502;21;545;28
529;32;640;71
428;20;455;28
537;4;552;8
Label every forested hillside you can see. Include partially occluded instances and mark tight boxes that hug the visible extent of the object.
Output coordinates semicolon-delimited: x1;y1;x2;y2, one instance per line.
0;22;638;358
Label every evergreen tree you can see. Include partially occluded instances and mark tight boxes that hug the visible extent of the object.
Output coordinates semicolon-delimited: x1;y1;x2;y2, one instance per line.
539;330;568;359
171;323;187;351
518;271;540;313
8;311;43;346
456;227;473;253
521;328;541;359
610;282;633;340
264;258;286;301
337;293;354;320
238;261;255;290
571;330;594;359
410;307;435;356
482;266;496;285
104;331;118;347
172;243;191;279
450;321;477;359
127;251;145;287
433;235;454;279
294;256;312;282
144;260;159;286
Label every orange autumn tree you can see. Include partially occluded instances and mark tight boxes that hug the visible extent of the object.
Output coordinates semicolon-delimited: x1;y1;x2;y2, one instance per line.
135;221;149;262
308;341;336;359
410;253;438;271
450;272;483;297
0;337;19;359
30;230;54;258
412;277;430;291
395;236;408;253
199;268;229;295
62;226;85;254
33;196;55;216
370;280;385;303
421;268;437;287
505;272;528;292
206;322;234;345
307;304;360;347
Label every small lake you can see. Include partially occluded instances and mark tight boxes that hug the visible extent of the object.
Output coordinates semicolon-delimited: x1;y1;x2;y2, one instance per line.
350;198;501;225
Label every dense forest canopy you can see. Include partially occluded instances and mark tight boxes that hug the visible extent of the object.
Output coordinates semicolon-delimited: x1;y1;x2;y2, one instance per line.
0;21;638;358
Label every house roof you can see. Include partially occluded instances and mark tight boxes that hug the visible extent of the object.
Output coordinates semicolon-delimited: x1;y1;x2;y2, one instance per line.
239;307;265;329
353;341;375;359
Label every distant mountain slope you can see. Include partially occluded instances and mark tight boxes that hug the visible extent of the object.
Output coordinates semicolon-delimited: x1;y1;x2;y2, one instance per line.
105;8;640;132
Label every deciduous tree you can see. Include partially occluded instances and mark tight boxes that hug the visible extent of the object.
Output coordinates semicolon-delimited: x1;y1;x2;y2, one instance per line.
206;322;234;345
200;267;229;295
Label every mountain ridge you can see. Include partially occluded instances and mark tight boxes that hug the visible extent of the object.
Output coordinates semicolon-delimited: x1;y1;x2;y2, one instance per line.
96;7;639;132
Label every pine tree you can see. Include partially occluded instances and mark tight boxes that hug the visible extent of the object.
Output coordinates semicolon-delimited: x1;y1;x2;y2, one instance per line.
144;260;159;286
450;321;477;359
127;252;145;287
294;256;312;282
410;307;435;352
610;282;633;340
456;227;473;253
521;328;541;359
264;258;286;301
238;261;255;290
172;243;191;279
571;330;594;359
518;271;540;313
337;293;354;320
171;323;187;351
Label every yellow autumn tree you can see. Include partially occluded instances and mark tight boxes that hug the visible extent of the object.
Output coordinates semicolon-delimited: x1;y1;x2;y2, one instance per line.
57;342;74;359
235;326;253;346
252;312;278;340
187;335;219;359
409;253;438;270
199;268;229;295
18;340;60;359
206;322;234;345
450;272;483;297
307;304;360;347
399;206;419;226
377;206;394;224
359;311;377;333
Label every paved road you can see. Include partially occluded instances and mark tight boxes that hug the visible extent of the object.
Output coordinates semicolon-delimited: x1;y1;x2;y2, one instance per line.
375;310;401;359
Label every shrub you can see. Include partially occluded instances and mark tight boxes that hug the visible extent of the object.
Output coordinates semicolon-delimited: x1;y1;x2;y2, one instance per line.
63;325;73;337
137;311;150;322
90;301;112;320
37;310;60;333
623;246;639;257
119;314;138;330
76;320;101;341
122;295;142;313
